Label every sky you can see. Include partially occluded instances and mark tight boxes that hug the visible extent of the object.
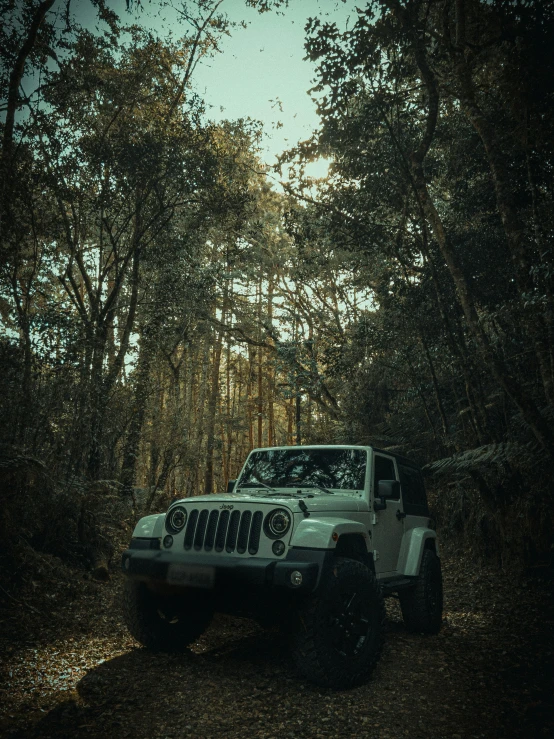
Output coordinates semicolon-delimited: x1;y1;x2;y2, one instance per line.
80;0;357;175
189;0;355;166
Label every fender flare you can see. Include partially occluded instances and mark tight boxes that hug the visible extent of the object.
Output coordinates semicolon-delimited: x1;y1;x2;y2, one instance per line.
132;513;166;539
397;527;439;576
290;516;370;551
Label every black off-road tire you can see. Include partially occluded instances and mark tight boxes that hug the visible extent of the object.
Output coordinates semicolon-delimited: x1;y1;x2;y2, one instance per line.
399;548;443;634
123;579;214;651
291;557;385;689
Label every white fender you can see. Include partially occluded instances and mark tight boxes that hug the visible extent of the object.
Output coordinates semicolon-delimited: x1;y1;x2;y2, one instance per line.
291;516;370;550
397;527;439;576
132;513;166;539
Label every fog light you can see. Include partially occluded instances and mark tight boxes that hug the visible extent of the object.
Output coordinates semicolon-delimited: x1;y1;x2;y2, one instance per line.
272;540;285;556
290;570;303;586
124;557;130;570
163;535;174;548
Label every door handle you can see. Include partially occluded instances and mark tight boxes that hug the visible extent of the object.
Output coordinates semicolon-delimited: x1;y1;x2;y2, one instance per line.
396;509;406;521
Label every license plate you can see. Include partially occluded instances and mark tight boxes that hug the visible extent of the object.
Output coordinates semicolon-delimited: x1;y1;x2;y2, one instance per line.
167;563;215;589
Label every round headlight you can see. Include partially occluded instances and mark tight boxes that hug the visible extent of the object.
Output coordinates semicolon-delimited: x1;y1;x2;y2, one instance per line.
166;506;187;534
264;508;291;539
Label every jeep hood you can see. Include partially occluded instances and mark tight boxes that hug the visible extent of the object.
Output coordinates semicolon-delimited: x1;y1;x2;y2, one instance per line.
171;491;366;513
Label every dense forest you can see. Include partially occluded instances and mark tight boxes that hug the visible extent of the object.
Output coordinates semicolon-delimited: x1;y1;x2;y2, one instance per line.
1;0;553;585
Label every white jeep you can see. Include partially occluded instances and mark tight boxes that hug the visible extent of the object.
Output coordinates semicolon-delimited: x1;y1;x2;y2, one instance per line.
122;445;442;688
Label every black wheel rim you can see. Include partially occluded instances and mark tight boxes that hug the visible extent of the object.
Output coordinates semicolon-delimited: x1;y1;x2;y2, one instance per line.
157;608;180;624
154;594;184;624
328;591;372;658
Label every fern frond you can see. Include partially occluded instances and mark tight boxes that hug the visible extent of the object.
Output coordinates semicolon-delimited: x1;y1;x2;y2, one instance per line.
424;442;534;477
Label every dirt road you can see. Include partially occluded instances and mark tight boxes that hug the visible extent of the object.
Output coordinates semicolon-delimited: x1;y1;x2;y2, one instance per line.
1;552;552;738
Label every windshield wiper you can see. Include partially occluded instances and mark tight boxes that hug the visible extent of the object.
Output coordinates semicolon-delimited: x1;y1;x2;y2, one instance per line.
263;492;296;497
293;483;334;495
259;491;315;498
237;476;276;493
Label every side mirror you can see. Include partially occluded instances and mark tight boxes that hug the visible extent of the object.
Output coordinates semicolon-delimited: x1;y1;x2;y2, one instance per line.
378;479;400;499
227;479;236;493
373;496;387;512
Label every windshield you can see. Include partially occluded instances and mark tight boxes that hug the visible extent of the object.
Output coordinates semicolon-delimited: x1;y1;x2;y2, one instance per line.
237;448;367;491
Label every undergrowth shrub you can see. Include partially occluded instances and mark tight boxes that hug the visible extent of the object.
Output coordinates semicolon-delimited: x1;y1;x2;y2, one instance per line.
426;448;554;569
0;445;134;591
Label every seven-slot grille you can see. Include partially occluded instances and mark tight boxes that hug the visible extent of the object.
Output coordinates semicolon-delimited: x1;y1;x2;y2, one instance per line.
182;508;264;555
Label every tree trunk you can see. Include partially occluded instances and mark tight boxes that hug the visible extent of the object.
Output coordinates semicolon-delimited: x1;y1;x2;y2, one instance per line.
120;331;153;503
86;326;108;478
247;346;256;450
204;330;223;494
188;336;210;495
419;334;449;442
287;398;294;446
257;349;264;447
267;275;275;446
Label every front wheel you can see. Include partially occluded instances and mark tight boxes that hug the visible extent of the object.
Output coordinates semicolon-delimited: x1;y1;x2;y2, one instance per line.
291;557;385;689
123;579;214;651
399;548;443;634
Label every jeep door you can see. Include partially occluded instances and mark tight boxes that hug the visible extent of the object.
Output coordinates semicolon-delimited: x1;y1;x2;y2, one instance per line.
397;463;430;532
371;453;404;574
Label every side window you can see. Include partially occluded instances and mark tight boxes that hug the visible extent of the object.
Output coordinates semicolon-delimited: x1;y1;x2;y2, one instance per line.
373;455;399;499
398;464;429;515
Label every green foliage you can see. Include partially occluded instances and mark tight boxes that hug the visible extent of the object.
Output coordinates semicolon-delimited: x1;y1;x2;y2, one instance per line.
1;0;553;572
276;0;554;563
425;442;534;477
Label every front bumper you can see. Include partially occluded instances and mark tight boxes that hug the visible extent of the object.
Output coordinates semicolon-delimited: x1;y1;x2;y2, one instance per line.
121;543;331;593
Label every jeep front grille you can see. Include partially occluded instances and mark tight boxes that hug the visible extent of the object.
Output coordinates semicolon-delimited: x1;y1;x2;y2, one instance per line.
194;509;209;550
183;509;199;550
226;509;240;552
183;509;264;555
215;509;230;552
237;511;252;554
205;510;219;550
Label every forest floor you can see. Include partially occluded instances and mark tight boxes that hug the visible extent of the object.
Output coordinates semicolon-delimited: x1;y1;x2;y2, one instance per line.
0;549;553;739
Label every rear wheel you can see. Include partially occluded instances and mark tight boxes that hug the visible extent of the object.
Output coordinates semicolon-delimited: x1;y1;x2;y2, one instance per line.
291;557;384;688
399;548;443;634
123;579;214;651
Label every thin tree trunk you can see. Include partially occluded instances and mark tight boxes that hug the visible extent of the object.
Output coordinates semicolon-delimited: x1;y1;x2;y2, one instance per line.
120;331;153;504
189;336;210;494
204;330;223;494
257;350;263;447
267;274;275;446
525;142;554;387
419;334;449;441
256;279;264;447
247;346;256;450
287;398;294;446
87;326;108;478
223;335;232;489
148;368;164;491
295;392;301;445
